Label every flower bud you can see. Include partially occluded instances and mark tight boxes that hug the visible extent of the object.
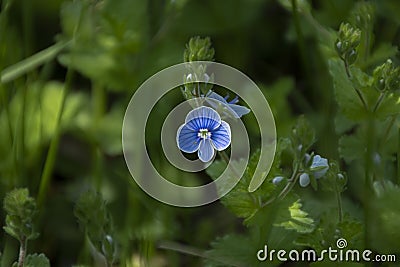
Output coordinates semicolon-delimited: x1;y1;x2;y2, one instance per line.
335;23;361;65
299;173;310;187
184;36;215;62
272;176;284;185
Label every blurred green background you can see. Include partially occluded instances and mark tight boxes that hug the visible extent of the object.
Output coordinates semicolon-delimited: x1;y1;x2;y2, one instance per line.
1;0;399;266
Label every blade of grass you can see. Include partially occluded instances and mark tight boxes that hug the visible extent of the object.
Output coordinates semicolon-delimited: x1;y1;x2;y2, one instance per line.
37;67;74;206
1;41;69;84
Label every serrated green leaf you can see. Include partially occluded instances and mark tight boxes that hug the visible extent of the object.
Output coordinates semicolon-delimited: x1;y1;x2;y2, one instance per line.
275;200;315;234
24;253;50;267
3;188;39;242
74;191;115;254
206;150;276;219
296;212;363;253
328;59;366;120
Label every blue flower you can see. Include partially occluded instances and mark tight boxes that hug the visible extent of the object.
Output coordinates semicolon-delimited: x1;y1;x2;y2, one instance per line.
205;91;250;118
176;106;231;162
310;155;329;179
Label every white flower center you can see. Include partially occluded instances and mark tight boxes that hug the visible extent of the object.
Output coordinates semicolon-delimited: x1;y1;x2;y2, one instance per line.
198;128;211;139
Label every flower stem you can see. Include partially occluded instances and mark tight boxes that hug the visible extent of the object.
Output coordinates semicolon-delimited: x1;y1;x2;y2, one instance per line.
261;162;300;207
336;190;343;223
17;237;27;267
92;82;106;190
372;91;386;113
343;59;369;111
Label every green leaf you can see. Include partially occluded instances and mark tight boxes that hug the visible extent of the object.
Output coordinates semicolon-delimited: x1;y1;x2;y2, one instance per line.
74;191;115;255
375;92;400;118
205;234;256;267
0;81;86;164
206;150;275;220
3;188;38;242
296;212;363;253
274;199;315;234
328;59;366;120
59;0;147;90
24;253;50;267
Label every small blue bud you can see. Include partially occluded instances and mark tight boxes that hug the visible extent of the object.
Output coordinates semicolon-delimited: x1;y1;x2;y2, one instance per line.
299;173;310;187
272;176;284;185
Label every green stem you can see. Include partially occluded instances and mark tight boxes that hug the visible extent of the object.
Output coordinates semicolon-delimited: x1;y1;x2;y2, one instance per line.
91;83;106;190
37;68;74;206
380;115;397;147
17;237;27;267
336;190;343;223
0;84;13;144
363;114;375;250
18;83;27;184
372;91;386;113
261;162;300;207
343;59;369;111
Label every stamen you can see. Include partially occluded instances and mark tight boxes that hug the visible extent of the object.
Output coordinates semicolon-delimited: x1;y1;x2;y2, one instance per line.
198;128;211;139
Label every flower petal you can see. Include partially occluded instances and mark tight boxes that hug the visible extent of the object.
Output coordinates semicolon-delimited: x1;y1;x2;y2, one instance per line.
228;104;250;118
198;139;215;162
176;124;201;153
206;91;228;104
211;121;231;151
185;106;221;131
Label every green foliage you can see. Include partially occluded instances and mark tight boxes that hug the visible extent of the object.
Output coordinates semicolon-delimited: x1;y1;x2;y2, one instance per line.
275;199;314;234
3;188;39;242
370;183;400;253
183;36;215;62
290;115;316;155
335;23;361;65
373;59;400;92
74;191;116;264
328;59;366;120
24;253;50;267
59;0;147;91
1;0;400;265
